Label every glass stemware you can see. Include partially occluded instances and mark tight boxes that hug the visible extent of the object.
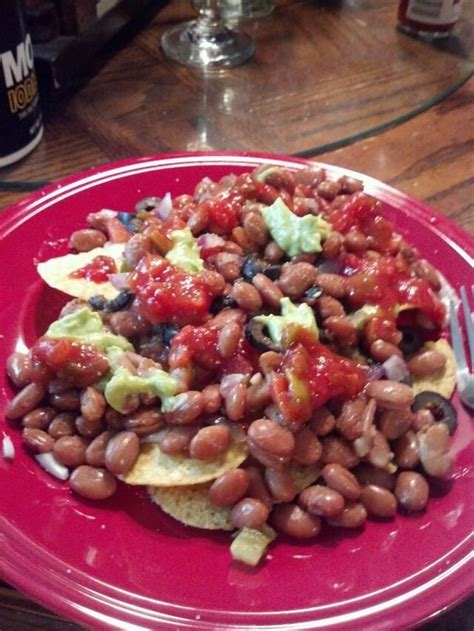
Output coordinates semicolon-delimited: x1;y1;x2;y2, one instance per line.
161;0;255;68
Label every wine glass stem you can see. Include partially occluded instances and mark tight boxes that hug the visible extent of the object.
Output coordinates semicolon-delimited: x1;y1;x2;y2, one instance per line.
195;0;224;37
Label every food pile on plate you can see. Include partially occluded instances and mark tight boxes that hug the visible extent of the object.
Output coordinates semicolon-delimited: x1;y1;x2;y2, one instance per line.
5;164;458;566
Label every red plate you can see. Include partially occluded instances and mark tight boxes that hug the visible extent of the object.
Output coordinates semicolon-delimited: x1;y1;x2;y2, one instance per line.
0;153;473;630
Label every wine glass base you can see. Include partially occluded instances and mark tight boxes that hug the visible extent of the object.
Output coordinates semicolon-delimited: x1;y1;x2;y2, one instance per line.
161;20;255;68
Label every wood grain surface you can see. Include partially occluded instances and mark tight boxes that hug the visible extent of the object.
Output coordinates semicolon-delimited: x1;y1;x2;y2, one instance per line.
0;0;473;629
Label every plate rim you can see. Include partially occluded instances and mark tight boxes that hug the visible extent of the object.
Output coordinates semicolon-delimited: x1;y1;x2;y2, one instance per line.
0;151;473;630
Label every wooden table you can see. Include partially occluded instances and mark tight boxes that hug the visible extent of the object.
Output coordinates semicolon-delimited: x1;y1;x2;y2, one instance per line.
0;1;473;628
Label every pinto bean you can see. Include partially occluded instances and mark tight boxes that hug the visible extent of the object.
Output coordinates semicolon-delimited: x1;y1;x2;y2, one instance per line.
322;464;361;500
104;431;140;474
6;352;31;388
379;408;413;440
104;408;125;431
188;205;209;235
244;466;272;510
232;281;263;312
48;413;77;438
85;431;114;467
215;252;242;282
310;406;336;436
264;241;284;263
264;467;297;502
6;383;45;420
50;390;81;411
246;378;271;414
159;426;198;455
344;229;368;253
189;425;231;461
109;311;151;337
164;392;204;425
247;418;295;459
218;321;241;358
324;315;358;346
76;415;105;438
370;340;403;363
299;484;345;518
252;273;284;310
80;387;106;423
336;397;365;440
367;431;394;469
278;263;317;300
70;466;117;500
353;463;396;491
224;382;247;422
22;427;54;453
394;430;420;469
248;438;288;470
411;408;435;432
259;351;281;375
360;484;397;518
321;435;359;468
123;233;152;268
411;259;441;291
243;211;269;246
315;296;345;319
395;472;429;512
271;504;321;538
364;380;414;410
317;180;342;200
70;228;107;252
327;502;367;528
407;350;446;378
292;428;322;465
202;385;222;415
123;408;164;436
315;273;346;298
231;498;269;529
417;423;453;478
322;232;344;259
22;406;55;430
208;469;249;506
53;435;89;468
209;308;245;330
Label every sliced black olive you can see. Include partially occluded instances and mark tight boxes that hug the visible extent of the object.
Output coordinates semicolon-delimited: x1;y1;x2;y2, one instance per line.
245;319;280;352
412;391;457;435
105;290;134;312
117;212;135;226
88;295;107;311
118;212;142;233
399;327;423;355
210;294;237;314
303;285;323;305
241;255;265;281
161;324;180;346
135;196;161;213
262;264;282;280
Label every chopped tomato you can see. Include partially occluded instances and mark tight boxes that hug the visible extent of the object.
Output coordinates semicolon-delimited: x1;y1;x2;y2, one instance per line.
271;332;365;423
70;255;117;283
31;337;110;387
344;255;445;326
201;199;239;234
131;255;213;326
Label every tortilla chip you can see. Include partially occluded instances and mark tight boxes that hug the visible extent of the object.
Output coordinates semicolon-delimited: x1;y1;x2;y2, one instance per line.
412;339;457;399
289;462;321;492
149;482;233;530
37;243;125;301
120;440;248;486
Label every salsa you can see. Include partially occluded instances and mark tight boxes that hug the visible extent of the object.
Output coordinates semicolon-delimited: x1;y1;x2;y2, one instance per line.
70;255;117;283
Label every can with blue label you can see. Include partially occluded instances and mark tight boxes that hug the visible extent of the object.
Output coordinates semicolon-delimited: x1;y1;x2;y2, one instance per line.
0;0;43;167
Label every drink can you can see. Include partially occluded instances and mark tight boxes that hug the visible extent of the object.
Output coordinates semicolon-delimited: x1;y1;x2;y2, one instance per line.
0;0;43;167
398;0;463;38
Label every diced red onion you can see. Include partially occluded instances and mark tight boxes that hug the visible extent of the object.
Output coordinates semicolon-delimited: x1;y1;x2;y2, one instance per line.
109;273;130;290
153;193;172;220
383;355;410;382
35;453;69;480
2;434;15;460
197;233;225;250
366;363;385;382
220;373;248;398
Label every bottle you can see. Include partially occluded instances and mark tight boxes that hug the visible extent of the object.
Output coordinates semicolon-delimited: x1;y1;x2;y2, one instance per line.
0;0;43;167
398;0;463;38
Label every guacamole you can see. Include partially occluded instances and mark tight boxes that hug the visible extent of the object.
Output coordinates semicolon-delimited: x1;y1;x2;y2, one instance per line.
165;227;204;274
254;297;319;346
